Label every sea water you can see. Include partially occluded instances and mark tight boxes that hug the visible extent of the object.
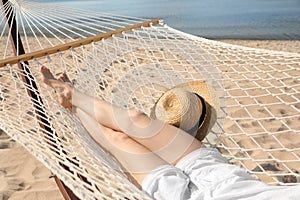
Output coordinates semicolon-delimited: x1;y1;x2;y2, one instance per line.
31;0;300;39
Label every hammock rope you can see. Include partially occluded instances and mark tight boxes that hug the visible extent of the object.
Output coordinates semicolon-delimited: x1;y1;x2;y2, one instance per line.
1;0;299;199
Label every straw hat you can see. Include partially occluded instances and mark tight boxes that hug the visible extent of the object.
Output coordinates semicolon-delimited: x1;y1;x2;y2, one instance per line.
150;81;219;141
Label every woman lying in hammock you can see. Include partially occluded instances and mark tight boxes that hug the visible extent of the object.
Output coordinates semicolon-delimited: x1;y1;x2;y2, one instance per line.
41;66;299;200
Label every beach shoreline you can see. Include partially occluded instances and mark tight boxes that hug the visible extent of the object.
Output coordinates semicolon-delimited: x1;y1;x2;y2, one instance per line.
217;39;300;54
0;39;299;199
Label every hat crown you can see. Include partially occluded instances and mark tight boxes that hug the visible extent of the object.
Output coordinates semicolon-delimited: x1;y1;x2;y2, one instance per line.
151;81;218;141
153;88;203;131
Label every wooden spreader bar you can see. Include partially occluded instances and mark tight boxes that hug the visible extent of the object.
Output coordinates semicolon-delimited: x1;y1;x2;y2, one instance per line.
0;18;161;67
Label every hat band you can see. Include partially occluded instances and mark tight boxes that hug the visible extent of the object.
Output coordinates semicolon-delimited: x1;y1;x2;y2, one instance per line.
186;93;207;136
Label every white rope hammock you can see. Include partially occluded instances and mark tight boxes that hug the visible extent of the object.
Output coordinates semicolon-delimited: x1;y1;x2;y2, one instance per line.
0;0;299;199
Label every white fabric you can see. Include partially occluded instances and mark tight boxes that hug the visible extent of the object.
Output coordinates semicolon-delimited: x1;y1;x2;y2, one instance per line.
142;148;300;200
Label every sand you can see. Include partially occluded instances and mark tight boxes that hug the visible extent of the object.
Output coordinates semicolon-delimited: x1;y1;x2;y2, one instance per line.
219;39;300;54
0;129;63;200
0;39;299;199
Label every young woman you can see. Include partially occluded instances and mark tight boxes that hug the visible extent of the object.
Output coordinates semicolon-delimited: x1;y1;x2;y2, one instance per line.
41;66;299;200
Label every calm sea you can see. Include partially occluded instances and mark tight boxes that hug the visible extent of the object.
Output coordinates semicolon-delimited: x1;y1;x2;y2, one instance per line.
34;0;300;39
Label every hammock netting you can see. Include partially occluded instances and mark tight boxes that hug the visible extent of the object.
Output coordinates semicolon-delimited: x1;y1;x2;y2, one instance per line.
0;0;299;199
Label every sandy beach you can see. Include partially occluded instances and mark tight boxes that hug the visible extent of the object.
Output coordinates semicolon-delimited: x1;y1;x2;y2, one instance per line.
219;40;300;54
0;39;299;199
